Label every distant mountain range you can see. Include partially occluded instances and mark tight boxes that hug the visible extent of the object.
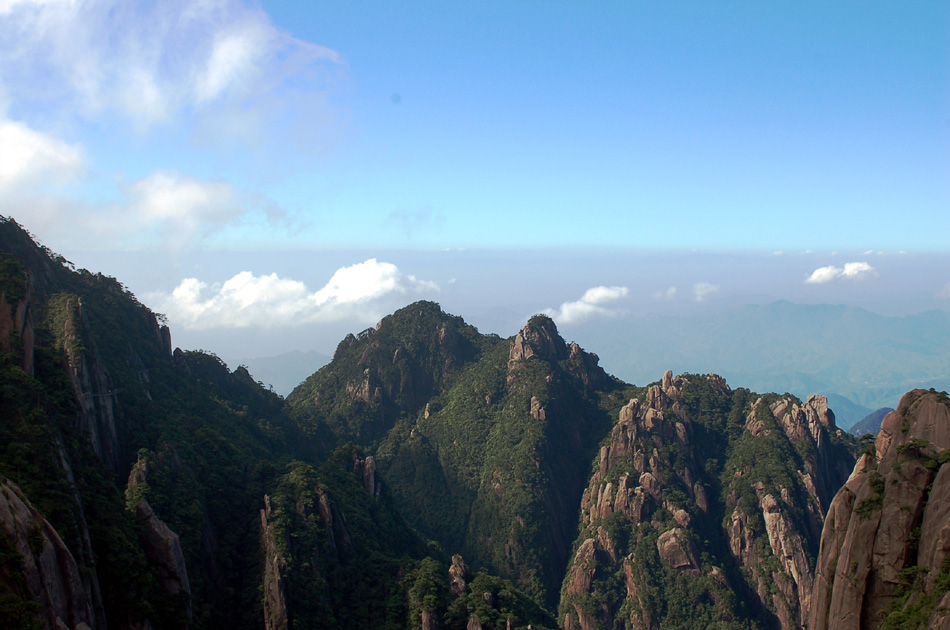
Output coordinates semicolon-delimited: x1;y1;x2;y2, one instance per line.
578;300;950;412
234;350;330;396
848;406;895;436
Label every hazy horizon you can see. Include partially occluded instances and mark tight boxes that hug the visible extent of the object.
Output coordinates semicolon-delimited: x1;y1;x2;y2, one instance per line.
2;1;947;376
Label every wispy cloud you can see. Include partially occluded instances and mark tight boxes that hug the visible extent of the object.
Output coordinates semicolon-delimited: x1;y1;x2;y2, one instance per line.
653;286;677;300
937;283;950;300
805;262;877;284
6;169;267;250
151;259;439;329
543;286;629;324
0;0;341;251
0;118;84;193
0;0;342;130
693;282;719;302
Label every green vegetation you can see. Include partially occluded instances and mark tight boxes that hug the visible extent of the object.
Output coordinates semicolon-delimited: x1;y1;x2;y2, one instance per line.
558;373;859;629
11;216;936;630
0;528;42;630
261;449;555;630
855;472;886;519
879;555;950;629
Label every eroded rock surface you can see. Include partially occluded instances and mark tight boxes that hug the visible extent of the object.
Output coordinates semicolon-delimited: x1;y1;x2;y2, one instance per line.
810;389;950;630
0;478;96;630
560;373;855;630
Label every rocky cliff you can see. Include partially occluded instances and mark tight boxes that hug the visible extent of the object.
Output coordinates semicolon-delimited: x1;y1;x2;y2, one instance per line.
125;454;192;628
1;218;302;630
560;372;855;629
0;477;97;630
810;388;950;630
724;391;854;629
0;256;35;376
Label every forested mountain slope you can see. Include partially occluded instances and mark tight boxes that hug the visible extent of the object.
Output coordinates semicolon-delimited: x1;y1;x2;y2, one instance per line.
3;216;947;630
284;300;864;624
0;218;553;630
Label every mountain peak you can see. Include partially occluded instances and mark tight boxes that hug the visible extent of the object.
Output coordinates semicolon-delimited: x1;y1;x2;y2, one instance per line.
509;314;568;365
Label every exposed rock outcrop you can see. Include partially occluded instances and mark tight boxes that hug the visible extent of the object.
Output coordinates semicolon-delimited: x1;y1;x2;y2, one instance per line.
561;373;856;630
810;389;950;630
260;495;288;630
721;393;855;629
449;555;468;596
508;316;567;367
134;500;192;624
57;296;121;471
125;453;192;627
0;478;97;630
0;267;35;375
352;454;379;498
562;375;721;629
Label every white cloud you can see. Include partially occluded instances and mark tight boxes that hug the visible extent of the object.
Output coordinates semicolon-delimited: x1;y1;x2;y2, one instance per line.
805;261;877;284
5;168;261;250
543;286;629;324
937;283;950;300
129;171;239;243
805;266;842;284
653;286;677;300
0;0;342;129
152;260;439;329
0;118;84;192
693;282;719;302
0;0;59;15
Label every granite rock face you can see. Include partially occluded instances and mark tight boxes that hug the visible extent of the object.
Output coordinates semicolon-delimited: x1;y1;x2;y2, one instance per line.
724;393;854;629
560;372;856;630
810;389;950;630
508;316;568;366
0;267;35;375
260;495;288;630
125;451;193;628
0;478;97;630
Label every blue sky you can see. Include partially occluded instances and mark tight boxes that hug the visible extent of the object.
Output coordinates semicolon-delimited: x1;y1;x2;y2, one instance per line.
1;0;948;359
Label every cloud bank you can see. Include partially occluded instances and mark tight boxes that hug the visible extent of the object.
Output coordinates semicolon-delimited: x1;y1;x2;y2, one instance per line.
805;262;876;284
153;259;439;329
543;286;629;324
